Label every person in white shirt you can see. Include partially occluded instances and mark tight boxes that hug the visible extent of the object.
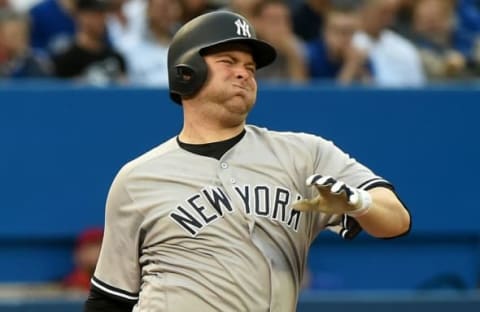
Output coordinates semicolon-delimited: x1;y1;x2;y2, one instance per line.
107;0;147;54
4;0;42;12
122;0;181;86
342;0;425;87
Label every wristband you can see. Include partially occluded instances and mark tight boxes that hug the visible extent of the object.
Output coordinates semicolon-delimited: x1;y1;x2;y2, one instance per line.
346;189;372;217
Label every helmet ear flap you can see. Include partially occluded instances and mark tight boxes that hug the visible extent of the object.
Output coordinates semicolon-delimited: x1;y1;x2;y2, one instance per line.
169;50;208;104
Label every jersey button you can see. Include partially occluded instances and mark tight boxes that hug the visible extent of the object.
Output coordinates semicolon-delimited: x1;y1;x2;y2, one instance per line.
220;162;228;169
230;178;236;184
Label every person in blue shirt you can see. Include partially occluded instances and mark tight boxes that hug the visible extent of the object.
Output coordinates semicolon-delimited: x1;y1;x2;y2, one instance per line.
0;9;52;78
28;0;76;55
456;0;480;35
52;0;126;84
410;0;478;79
293;0;330;41
305;5;368;83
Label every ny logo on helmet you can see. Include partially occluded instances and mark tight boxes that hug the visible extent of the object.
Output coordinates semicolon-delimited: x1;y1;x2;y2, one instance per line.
234;18;251;37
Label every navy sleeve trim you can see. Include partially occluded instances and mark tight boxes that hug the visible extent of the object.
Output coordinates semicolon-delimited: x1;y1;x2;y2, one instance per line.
84;287;135;312
357;178;394;191
91;276;139;302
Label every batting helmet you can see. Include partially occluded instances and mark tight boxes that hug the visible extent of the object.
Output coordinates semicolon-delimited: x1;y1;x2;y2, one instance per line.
167;10;277;104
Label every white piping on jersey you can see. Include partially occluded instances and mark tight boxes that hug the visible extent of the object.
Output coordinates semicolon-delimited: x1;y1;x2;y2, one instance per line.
91;278;139;301
358;178;388;190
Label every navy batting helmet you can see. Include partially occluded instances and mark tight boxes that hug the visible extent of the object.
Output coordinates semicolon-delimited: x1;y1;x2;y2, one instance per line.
167;10;277;104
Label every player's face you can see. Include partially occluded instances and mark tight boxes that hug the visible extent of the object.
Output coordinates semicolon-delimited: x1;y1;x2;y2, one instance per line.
194;43;257;125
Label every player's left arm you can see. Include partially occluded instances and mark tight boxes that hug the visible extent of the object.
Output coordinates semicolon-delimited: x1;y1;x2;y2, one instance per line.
354;186;410;238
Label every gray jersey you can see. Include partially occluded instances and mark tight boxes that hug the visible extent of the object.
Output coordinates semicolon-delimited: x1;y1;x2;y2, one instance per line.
92;125;389;311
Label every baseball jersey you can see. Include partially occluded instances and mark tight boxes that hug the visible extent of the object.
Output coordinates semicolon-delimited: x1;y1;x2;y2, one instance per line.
92;125;390;312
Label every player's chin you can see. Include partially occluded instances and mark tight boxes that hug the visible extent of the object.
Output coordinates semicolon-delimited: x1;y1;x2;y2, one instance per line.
229;98;255;114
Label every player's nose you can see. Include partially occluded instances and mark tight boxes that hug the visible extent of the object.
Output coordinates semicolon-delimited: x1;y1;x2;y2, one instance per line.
234;65;253;80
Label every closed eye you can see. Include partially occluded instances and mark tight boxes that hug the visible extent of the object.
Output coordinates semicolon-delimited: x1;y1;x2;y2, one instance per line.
217;58;234;64
215;56;256;74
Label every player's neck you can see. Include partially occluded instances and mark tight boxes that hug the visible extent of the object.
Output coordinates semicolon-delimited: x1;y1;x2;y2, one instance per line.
179;123;245;144
180;103;248;143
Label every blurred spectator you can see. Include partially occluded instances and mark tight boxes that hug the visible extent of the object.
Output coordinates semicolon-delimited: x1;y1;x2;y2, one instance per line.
456;0;480;35
107;0;148;54
292;0;331;41
62;227;103;292
390;0;415;38
226;0;262;20
305;5;367;82
52;0;127;85
411;0;476;80
124;0;181;86
456;1;480;75
1;0;43;11
0;9;52;77
252;0;308;82
345;0;425;86
9;0;43;12
28;0;77;55
0;9;7;63
178;0;219;24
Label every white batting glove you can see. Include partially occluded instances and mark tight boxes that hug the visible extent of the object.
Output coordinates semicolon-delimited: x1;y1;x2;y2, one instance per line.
293;174;372;217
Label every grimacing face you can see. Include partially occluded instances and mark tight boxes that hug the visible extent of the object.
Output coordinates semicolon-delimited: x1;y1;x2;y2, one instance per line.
191;42;258;126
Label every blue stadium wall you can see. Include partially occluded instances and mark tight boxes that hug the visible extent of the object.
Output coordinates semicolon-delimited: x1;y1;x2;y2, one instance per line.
1;83;479;292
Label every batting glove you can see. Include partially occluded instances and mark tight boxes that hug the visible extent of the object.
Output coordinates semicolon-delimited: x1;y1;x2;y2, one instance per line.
292;174;372;217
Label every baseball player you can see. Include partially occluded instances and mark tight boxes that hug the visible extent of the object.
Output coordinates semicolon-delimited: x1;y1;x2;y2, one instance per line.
84;10;410;312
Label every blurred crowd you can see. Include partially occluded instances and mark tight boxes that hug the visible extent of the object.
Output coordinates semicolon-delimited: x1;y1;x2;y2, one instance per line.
0;0;479;86
62;227;103;292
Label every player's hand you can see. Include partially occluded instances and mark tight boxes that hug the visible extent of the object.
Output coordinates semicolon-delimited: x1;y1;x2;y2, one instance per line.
292;175;372;217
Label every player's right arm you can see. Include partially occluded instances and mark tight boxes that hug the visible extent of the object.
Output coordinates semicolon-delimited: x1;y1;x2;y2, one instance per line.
84;287;135;312
84;165;143;311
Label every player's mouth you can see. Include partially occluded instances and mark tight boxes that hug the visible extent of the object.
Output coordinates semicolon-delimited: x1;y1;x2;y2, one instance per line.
233;84;250;91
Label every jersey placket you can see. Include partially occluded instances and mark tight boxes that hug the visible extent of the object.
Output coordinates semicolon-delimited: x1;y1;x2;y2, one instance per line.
216;158;276;311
